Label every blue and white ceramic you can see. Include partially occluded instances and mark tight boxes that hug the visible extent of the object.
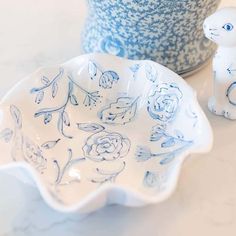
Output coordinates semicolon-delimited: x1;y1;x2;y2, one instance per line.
81;0;220;75
204;7;236;120
0;53;213;213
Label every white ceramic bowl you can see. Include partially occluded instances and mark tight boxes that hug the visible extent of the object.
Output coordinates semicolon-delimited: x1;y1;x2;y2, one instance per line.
0;53;213;213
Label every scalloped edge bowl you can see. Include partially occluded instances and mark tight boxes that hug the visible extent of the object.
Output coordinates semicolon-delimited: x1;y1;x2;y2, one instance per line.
0;53;213;213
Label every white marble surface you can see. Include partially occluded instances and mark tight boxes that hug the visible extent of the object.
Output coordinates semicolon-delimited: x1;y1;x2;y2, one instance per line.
0;0;236;235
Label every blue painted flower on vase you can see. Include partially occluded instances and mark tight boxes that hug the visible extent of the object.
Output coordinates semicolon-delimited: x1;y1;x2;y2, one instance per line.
78;123;131;162
147;83;183;122
82;0;220;73
100;36;125;57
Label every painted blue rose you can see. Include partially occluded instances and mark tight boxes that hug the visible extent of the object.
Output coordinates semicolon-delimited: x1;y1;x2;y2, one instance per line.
100;36;125;57
83;131;130;162
147;83;183;122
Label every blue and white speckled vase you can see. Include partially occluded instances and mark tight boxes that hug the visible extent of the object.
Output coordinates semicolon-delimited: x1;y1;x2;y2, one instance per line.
81;0;220;75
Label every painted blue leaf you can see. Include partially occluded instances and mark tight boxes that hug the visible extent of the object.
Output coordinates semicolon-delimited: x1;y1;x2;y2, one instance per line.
0;128;13;143
35;91;44;104
57;117;72;139
83;91;101;107
41;139;60;149
88;61;97;79
174;130;184;139
145;64;158;82
41;76;50;85
150;132;163;142
10;105;22;129
70;94;79;106
135;146;152;162
77;123;105;133
70;157;86;166
52;82;58;98
99;97;139;125
62;111;70;126
161;138;176;148
152;124;166;134
57;116;73;139
44;113;52;124
57;116;63;134
160;153;175;165
143;171;158;188
30;88;40;93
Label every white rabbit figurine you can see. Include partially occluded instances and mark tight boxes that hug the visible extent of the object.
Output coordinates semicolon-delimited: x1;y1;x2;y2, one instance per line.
203;7;236;119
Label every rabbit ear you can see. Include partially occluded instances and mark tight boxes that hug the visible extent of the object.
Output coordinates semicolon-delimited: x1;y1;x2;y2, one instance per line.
77;123;105;133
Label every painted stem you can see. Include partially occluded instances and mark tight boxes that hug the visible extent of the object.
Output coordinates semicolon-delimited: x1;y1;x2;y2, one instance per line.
31;68;64;93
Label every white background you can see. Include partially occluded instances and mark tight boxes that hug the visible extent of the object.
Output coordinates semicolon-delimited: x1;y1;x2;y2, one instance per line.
0;0;236;235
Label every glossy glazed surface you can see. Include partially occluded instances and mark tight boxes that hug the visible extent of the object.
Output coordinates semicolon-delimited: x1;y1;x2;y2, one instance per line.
0;54;212;213
204;8;236;119
82;0;220;74
1;0;236;235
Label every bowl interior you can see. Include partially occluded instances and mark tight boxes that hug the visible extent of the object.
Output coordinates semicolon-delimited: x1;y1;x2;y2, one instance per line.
0;54;212;209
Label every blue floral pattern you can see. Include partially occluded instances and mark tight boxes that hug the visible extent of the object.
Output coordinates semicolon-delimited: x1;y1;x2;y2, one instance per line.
143;170;168;189
41;138;61;149
0;105;47;174
129;64;141;80
30;68;64;103
98;96;140;125
145;64;158;83
78;123;131;162
53;148;85;186
91;161;126;184
99;71;119;89
136;124;193;164
147;83;183;123
0;128;13;143
129;63;158;82
100;36;125;57
0;54;211;210
31;70;101;139
82;0;220;73
88;60;120;89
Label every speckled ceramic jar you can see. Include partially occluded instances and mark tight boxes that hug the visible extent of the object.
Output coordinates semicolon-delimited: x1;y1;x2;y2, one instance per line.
81;0;220;75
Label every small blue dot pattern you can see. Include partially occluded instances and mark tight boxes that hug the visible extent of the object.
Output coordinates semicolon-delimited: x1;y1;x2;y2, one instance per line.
81;0;220;74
